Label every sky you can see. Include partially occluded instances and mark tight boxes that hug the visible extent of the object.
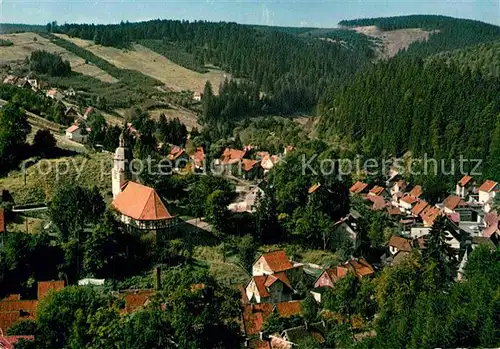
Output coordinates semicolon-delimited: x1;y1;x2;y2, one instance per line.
0;0;499;28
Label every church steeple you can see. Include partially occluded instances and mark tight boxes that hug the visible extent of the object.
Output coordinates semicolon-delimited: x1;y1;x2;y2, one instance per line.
112;131;131;198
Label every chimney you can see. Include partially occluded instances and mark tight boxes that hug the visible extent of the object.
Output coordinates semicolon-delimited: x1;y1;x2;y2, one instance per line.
154;266;161;290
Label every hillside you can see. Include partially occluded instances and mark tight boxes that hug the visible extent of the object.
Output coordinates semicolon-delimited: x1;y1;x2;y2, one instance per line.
54;34;229;93
0;32;117;83
340;15;500;57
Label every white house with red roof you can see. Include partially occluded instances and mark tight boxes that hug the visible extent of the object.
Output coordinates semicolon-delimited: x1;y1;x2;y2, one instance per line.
478;180;499;205
456;175;473;198
252;250;296;276
65;124;88;143
245;273;294;304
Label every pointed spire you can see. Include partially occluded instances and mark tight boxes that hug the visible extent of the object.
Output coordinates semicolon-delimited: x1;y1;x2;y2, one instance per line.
119;131;125;148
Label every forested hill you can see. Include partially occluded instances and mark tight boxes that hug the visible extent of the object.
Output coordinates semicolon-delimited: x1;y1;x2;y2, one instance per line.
339;15;500;58
53;20;375;113
426;40;500;78
317;55;500;179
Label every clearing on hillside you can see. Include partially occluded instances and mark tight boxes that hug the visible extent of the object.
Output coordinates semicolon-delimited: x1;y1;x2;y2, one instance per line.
55;34;229;93
0;32;118;83
353;26;434;59
115;105;200;131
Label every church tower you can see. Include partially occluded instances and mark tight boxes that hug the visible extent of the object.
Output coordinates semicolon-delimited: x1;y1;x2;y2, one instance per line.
112;132;131;198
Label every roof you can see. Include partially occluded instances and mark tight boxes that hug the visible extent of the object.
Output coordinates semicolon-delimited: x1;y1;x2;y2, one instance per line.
242;303;274;335
275;301;301;318
264;272;292;290
367;195;387;210
308;183;321;194
46;89;58;95
122;290;155;313
66;125;79;133
369;185;384;196
221;148;246;165
401;195;419;205
112;181;173;221
242;159;259;172
347;258;375;278
349;181;368;194
394;180;407;190
420;206;441;227
408;185;423;198
411;200;429;216
251;275;270;298
191;147;205;163
387;207;403;216
37;280;65;300
168;146;186;161
83;107;93;118
442;194;466;211
479;180;498;193
0;336;34;349
0;208;4;233
388;236;413;252
258;250;294;273
458;175;473;187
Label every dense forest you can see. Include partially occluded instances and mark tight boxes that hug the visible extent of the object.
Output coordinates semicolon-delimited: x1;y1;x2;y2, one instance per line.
318;54;500;179
340;15;500;57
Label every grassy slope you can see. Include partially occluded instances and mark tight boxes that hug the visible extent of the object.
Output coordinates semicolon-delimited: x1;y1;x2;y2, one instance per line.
0;32;117;83
0;152;112;204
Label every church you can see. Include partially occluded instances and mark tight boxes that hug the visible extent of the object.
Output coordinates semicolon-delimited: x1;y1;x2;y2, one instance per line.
111;134;177;230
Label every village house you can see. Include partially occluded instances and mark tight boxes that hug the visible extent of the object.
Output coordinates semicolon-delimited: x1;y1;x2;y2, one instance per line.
64;88;76;97
478;180;499;211
241;159;262;180
192;91;202;102
65;125;88;143
312;258;374;302
111;134;177;230
228;184;265;213
46;89;63;101
456;175;473;198
390;180;407;196
260;153;280;173
399;194;420;213
220;148;246;165
349;181;369;195
332;213;360;250
442;194;467;214
167;146;190;169
385;235;415;265
252;250;302;277
190;147;205;170
2;75;18;85
411;199;429;217
245;272;294;304
368;185;385;197
64;106;80;122
283;145;295;156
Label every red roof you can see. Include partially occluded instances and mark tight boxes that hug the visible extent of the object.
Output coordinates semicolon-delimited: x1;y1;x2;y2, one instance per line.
0;208;4;233
242;303;274;335
37;281;65;300
401;195;419;205
112;182;173;221
411;200;429;216
369;185;384;196
349;181;368;194
479;180;498;193
442;194;466;211
347;258;375;278
248;339;271;349
251;275;270;298
409;185;423;198
242;159;259;172
167;146;186;161
367;195;387;210
420;206;441;227
458;175;473;187
221;148;246;165
275;301;301;317
387;207;403;216
260;250;294;273
263;272;292;290
122;290;155;313
66;125;79;133
389;236;413;252
191;147;205;166
308;183;321;194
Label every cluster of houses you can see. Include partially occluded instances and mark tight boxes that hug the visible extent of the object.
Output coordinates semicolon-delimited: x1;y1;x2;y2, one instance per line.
2;75;75;100
347;174;500;267
241;250;375;348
